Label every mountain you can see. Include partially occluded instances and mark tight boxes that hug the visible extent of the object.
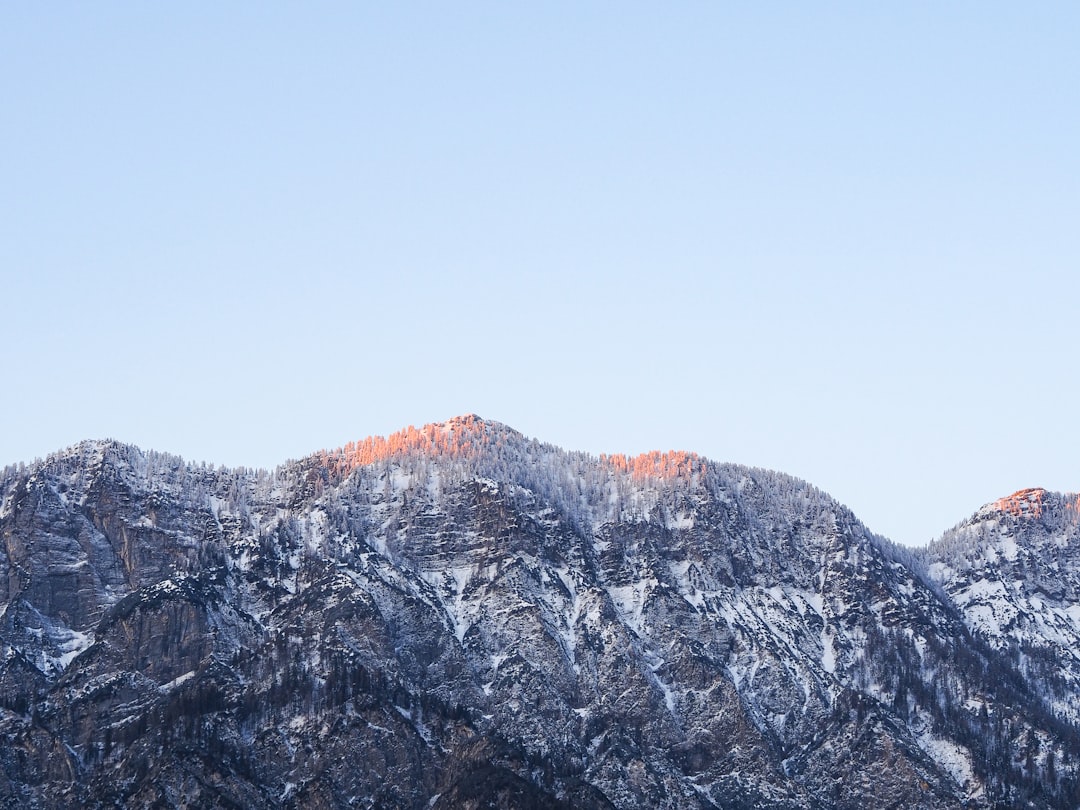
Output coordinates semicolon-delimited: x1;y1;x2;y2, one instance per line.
0;415;1077;808
921;488;1080;725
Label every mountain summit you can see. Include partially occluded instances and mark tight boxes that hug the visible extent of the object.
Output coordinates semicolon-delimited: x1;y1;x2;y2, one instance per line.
0;418;1077;808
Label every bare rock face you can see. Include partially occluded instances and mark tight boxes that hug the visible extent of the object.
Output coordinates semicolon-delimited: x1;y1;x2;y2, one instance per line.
0;417;1078;808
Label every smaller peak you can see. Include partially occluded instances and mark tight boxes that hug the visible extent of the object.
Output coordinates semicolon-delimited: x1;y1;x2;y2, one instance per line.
83;438;130;452
992;488;1047;518
48;438;131;465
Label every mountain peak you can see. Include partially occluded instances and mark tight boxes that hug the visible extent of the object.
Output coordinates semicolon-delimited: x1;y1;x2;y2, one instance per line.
443;412;489;429
992;487;1047;518
313;414;525;477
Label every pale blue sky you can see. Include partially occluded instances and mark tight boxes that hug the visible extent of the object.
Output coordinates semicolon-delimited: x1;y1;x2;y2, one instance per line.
3;4;1079;546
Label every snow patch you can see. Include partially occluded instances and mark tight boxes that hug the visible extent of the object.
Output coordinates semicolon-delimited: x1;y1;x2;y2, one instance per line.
915;730;979;795
160;670;196;691
607;578;657;637
53;628;93;670
667;512;694;530
999;536;1019;562
820;629;836;674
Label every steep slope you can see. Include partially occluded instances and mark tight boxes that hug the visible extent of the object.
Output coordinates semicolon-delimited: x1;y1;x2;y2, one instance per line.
0;416;1077;808
922;488;1080;725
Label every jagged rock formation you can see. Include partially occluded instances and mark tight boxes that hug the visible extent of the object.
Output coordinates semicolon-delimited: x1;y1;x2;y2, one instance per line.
0;415;1077;808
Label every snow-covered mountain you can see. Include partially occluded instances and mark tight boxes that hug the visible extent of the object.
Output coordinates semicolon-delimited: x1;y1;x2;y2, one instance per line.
0;415;1077;808
921;488;1080;726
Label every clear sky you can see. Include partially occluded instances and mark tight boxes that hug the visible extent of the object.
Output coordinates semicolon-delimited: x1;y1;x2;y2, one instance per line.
3;4;1079;546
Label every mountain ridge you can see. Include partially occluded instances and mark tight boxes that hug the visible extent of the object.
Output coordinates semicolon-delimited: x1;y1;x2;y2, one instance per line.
0;416;1078;807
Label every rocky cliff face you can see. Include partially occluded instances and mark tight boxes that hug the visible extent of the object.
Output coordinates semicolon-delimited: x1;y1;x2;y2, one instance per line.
0;416;1077;808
